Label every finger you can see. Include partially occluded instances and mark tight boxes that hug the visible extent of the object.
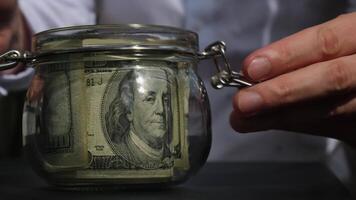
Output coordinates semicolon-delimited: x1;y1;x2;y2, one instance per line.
230;98;356;144
234;54;356;116
242;13;356;81
231;109;356;145
230;99;332;133
330;93;356;116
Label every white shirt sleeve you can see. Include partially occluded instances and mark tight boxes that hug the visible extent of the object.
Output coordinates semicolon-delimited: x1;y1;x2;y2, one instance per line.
0;68;34;95
18;0;96;33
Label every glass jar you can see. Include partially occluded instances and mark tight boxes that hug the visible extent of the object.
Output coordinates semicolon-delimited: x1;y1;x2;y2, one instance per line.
0;24;251;188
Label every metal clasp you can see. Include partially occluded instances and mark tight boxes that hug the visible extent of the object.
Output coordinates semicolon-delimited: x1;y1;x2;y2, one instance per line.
0;50;33;71
199;41;254;89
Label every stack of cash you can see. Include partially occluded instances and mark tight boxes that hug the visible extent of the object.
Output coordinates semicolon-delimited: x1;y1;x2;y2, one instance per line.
24;51;191;183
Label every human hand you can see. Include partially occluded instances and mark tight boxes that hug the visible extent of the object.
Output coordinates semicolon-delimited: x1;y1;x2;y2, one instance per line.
0;0;30;75
230;13;356;146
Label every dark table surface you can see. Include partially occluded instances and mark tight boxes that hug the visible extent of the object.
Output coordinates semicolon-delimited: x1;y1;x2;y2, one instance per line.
0;157;352;200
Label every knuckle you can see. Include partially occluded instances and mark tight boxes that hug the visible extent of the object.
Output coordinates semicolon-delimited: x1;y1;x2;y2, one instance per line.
274;43;294;67
317;26;340;58
326;60;351;92
278;43;293;59
269;78;294;105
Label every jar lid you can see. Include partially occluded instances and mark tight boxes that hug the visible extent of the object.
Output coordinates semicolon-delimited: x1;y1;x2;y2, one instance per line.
32;24;199;56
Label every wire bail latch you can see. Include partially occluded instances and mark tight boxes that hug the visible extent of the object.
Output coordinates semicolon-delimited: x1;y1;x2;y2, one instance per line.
0;50;33;71
199;41;254;89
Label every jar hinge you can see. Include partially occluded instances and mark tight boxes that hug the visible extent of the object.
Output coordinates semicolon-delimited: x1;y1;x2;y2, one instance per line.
198;41;254;89
0;50;34;71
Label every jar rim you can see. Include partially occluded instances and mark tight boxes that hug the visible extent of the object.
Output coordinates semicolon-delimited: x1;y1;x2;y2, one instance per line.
34;24;197;37
32;24;199;56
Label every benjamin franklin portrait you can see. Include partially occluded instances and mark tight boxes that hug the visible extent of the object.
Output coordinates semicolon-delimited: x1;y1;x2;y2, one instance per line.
105;69;173;169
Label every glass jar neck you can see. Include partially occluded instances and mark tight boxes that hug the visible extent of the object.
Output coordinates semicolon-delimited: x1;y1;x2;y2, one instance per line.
32;24;199;57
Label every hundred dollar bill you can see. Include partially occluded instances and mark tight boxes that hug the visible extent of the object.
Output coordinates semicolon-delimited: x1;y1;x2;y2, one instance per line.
70;59;189;180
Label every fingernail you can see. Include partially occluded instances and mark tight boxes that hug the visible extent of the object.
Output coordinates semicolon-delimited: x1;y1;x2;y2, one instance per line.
247;57;271;81
238;91;263;115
